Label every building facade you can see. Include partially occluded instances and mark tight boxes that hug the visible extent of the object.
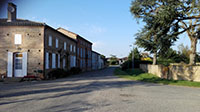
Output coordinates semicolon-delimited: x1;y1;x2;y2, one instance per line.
57;28;92;71
92;51;99;70
0;3;76;79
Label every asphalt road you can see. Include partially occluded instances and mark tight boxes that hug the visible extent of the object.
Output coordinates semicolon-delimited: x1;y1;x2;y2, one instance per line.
0;67;200;112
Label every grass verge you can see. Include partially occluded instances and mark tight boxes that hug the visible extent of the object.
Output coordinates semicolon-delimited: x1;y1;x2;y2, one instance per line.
114;68;200;87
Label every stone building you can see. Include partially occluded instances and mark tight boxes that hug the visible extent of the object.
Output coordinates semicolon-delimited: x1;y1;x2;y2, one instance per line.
92;51;99;70
57;28;92;71
92;51;105;70
0;3;76;79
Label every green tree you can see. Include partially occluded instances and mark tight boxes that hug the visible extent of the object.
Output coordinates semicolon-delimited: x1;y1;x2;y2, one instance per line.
128;47;141;60
178;44;190;58
130;0;200;65
134;28;174;65
109;55;118;65
130;0;177;65
158;47;188;63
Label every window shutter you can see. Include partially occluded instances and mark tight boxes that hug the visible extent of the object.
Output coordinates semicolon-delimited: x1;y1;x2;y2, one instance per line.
45;52;49;69
52;53;56;68
7;52;13;77
58;54;60;68
56;39;58;48
63;58;66;68
22;52;27;76
49;36;52;46
74;46;76;53
64;42;66;50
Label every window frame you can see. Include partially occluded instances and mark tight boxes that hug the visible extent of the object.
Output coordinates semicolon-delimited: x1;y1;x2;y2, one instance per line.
14;34;22;45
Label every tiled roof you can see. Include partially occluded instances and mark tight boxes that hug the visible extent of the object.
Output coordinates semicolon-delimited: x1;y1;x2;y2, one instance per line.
0;18;45;26
57;27;93;44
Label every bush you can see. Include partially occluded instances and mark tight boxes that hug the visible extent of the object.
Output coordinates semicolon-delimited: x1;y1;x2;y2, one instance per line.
47;69;70;79
121;60;152;70
109;60;119;65
157;59;174;66
70;67;82;74
121;60;132;70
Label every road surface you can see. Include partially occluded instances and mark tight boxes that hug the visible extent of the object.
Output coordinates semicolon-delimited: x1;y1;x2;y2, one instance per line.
1;67;200;112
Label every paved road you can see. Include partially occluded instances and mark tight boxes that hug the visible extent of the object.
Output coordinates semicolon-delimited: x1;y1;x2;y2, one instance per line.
0;67;200;112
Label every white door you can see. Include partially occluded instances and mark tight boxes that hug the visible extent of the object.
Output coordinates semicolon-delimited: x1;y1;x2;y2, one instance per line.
14;53;23;77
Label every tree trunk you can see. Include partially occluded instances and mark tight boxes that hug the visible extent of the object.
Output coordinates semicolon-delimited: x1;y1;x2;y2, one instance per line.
189;37;197;65
153;52;157;65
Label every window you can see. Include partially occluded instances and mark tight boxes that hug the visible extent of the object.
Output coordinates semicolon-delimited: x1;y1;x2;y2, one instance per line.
70;55;73;68
77;47;79;56
80;59;82;68
63;58;66;68
64;42;67;50
73;46;76;53
70;44;73;52
15;34;22;45
52;53;56;68
80;48;82;58
56;38;59;48
88;51;91;58
73;56;76;67
15;59;22;69
58;54;60;68
45;52;49;69
83;49;85;58
48;35;52;46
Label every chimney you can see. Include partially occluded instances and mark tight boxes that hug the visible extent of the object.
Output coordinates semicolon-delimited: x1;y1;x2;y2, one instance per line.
7;3;17;22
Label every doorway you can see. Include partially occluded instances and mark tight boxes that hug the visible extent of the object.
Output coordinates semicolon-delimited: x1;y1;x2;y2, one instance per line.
14;53;23;77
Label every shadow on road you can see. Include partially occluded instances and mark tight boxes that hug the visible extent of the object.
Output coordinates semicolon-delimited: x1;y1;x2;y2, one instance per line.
0;67;161;108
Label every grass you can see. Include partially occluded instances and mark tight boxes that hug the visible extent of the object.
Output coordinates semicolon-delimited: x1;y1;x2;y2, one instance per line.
114;68;200;87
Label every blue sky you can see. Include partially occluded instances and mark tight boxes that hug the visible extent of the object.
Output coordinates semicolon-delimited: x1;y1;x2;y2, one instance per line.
0;0;197;57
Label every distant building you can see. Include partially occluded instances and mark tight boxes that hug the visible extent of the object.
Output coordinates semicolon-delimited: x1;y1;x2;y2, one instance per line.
141;52;152;61
92;51;106;70
57;28;92;71
0;3;76;79
92;51;99;70
118;57;128;65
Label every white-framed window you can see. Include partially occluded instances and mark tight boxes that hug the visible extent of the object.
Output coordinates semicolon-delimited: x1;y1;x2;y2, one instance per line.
63;58;66;68
80;59;82;68
73;46;76;53
80;48;82;58
83;49;85;58
56;38;59;48
45;52;49;69
70;55;73;68
52;53;56;68
70;44;73;52
15;34;22;45
48;35;52;46
77;47;79;56
58;54;60;68
64;42;67;50
73;56;76;67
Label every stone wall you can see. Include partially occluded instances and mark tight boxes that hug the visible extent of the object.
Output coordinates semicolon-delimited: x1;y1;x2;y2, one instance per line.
140;64;200;82
0;26;44;78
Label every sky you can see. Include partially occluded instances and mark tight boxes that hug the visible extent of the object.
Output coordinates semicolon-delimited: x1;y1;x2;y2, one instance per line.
0;0;198;58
